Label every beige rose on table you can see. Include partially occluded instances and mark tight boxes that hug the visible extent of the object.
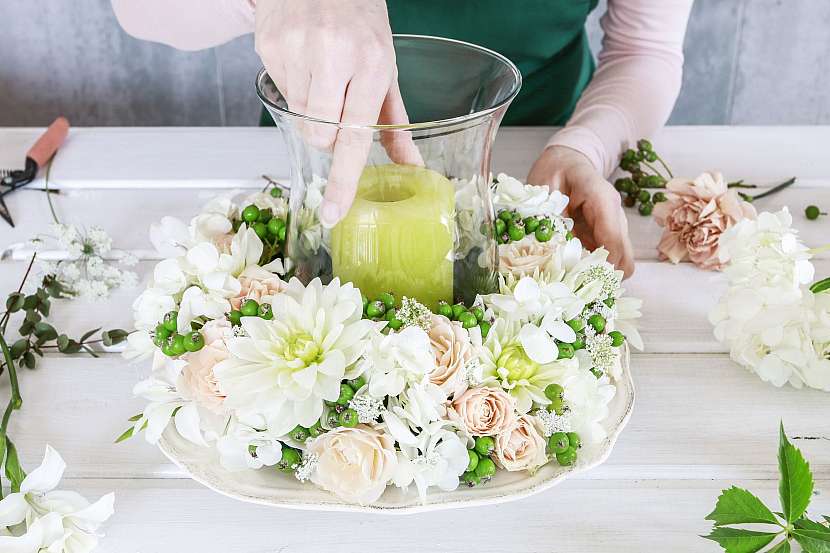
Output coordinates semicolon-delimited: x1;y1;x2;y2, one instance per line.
179;319;232;413
653;171;756;271
452;387;517;436
498;236;558;278
428;314;475;398
494;414;548;473
307;425;398;505
229;271;286;311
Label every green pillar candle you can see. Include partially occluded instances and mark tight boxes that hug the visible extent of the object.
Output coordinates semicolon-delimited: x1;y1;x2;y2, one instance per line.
330;164;455;310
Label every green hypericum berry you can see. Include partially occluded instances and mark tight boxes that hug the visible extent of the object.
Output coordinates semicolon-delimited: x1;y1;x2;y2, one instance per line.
636;139;652;152
548;432;570;454
308;420;325;438
290;425;310;442
362;294;369;312
278;447;302;472
609;330;625;347
644;150;658;163
614;178;627;192
154;323;170;342
588;314;606;333
623;195;637;208
366;300;386;319
252;222;268;239
336;383;355;406
462;471;481;487
163;311;178;332
507;224;525;242
567;432;582;449
240;299;260;317
495;218;507;236
523;217;540;233
590;367;604;379
387;317;403;330
643;174;665;188
258;303;274;320
466;449;479;472
556;446;577;466
497;233;510;244
267;217;285;237
571;336;585;350
326;411;341;427
348;375;366;391
459;311;478;329
653;191;667;203
241;204;260;223
257;208;272;224
478;320;491;339
228;310;242;326
805;205;824;220
451;303;467;320
378;291;396;309
471;306;485;322
475;457;497;479
384;307;397;322
638;202;654;216
171;334;187;356
270;187;283;198
557;342;575;359
277;225;287;242
183;331;205;352
535;225;554;242
547;397;566;415
566;318;584;332
637;189;651;203
544;383;564;401
498;210;513;222
474;436;495;457
338;408;359;428
161;338;178;357
436;301;453;318
604;298;615;308
622;148;638;162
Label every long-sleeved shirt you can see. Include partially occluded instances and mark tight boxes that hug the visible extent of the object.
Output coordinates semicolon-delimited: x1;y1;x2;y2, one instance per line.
111;0;693;178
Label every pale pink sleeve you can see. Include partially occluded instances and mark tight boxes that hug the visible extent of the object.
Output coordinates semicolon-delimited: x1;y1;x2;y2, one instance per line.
111;0;255;51
548;0;694;177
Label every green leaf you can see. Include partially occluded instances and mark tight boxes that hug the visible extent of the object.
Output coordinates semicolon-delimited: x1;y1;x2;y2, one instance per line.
23;351;35;369
793;529;830;553
114;426;135;443
102;329;129;346
5;292;24;313
778;422;814;522
57;334;70;351
33;322;57;341
4;438;26;493
80;327;102;344
702;527;777;553
24;310;41;324
824;516;830;525
18;321;34;336
37;298;51;317
9;339;28;360
809;277;830;294
795;519;830;534
706;486;780;526
22;294;38;310
127;413;143;422
766;541;791;553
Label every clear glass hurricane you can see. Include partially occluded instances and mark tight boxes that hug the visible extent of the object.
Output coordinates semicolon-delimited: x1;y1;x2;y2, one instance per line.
256;34;521;309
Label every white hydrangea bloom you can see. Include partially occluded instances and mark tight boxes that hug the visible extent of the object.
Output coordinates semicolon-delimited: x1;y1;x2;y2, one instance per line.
361;326;435;398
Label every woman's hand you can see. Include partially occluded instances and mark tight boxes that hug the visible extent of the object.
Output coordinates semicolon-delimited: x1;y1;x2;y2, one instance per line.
255;0;419;227
527;146;635;277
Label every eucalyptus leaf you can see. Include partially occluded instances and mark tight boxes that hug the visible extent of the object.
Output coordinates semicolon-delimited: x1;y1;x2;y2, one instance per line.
102;329;129;346
9;339;28;360
779;422;813;522
23;351;35;369
24;310;41;324
33;322;57;341
5;293;24;313
702;527;777;553
57;334;70;351
80;327;102;344
706;486;780;526
37;298;51;317
22;294;38;310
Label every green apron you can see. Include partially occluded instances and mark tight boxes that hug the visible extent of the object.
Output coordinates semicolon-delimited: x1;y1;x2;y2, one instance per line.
260;0;598;126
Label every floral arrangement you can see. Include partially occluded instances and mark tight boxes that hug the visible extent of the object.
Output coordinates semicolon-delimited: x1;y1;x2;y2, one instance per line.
123;174;641;505
709;208;830;391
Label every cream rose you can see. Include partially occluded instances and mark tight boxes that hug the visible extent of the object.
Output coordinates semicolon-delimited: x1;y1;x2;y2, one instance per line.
229;272;286;311
179;319;232;413
494;415;548;472
452;387;517;436
498;236;558;279
307;425;397;504
427;314;474;397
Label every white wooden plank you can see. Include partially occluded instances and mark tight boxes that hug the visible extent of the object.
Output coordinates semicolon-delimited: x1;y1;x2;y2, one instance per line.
4;354;828;482
46;477;830;553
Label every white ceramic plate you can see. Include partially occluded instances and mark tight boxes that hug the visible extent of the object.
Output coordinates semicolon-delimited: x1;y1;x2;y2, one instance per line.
158;346;634;514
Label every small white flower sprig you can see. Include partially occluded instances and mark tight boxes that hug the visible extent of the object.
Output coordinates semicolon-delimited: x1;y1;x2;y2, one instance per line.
123;174;642;506
710;208;830;391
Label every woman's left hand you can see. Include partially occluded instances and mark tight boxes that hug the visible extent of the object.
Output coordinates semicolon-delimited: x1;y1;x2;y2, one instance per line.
527;145;635;277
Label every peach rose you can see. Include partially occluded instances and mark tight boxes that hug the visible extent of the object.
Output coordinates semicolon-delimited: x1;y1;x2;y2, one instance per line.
653;171;756;271
307;425;398;505
452;387;517;436
494;414;548;472
230;271;286;311
178;319;232;413
498;236;558;278
428;315;475;397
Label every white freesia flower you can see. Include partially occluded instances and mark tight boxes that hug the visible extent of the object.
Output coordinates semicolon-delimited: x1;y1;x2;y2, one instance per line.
149;216;192;257
492;173;569;217
562;367;616;443
214;277;373;436
361;326;436;398
131;287;176;331
382;382;448;443
0;446;114;553
216;416;283;471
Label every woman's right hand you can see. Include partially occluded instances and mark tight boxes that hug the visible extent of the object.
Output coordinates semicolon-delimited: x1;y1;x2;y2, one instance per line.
255;0;420;227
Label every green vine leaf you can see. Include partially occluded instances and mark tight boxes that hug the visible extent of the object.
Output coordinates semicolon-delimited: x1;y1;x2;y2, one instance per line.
702;527;777;553
795;519;830;534
766;541;790;553
810;277;830;294
706;486;780;526
779;422;814;523
793;529;830;553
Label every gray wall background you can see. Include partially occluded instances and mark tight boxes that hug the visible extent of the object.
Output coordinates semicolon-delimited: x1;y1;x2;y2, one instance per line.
0;0;826;127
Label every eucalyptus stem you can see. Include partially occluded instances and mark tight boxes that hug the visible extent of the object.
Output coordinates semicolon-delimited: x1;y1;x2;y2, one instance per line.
656;156;674;179
0;254;37;334
747;177;797;202
44;157;60;225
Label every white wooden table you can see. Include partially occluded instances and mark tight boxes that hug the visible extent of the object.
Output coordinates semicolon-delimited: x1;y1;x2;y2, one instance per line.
1;126;828;552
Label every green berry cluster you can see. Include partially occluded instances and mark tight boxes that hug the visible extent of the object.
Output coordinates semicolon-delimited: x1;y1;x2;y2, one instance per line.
236;203;287;265
228;298;273;327
154;310;205;357
495;209;560;244
805;204;827;221
542;384;582;466
616;139;673;216
436;300;490;338
362;291;404;330
461;436;498;486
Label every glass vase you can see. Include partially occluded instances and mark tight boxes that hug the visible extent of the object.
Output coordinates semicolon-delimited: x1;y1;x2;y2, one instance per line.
256;35;521;309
